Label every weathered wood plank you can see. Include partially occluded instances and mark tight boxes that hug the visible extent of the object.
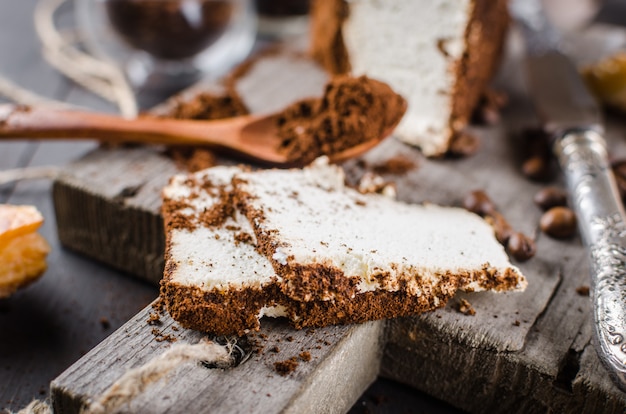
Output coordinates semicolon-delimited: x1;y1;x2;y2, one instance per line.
53;146;177;282
51;301;384;414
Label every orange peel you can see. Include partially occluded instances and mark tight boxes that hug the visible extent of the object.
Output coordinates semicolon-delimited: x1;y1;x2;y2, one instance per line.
582;52;626;112
0;204;49;298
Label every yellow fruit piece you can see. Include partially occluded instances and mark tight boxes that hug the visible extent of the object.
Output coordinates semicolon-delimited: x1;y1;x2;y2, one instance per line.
0;232;50;298
582;52;626;111
0;204;49;297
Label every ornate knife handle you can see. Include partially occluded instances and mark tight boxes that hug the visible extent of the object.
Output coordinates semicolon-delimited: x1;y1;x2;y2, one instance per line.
554;129;626;390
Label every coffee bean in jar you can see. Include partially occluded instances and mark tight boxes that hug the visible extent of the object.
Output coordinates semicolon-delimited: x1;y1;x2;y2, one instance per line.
105;0;234;61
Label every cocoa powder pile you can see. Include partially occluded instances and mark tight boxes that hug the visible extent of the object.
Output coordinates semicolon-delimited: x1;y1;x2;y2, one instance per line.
275;75;406;165
162;92;249;171
161;74;405;168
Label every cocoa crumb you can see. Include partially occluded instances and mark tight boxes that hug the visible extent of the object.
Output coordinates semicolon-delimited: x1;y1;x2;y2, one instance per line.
274;357;299;376
370;155;417;175
147;312;162;326
471;89;508;125
286;336;294;342
234;231;254;246
167;147;217;173
447;131;480;158
165;92;248;121
457;299;476;316
269;346;280;353
356;172;396;197
373;394;389;406
513;320;521;326
99;317;111;330
160;92;249;171
576;285;590;296
299;351;311;362
151;327;177;343
152;297;165;314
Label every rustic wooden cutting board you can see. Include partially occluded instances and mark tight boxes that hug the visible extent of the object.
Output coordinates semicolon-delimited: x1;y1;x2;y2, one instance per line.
49;38;626;413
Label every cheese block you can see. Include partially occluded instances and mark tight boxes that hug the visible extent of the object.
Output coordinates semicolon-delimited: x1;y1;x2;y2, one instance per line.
0;204;50;298
161;160;526;336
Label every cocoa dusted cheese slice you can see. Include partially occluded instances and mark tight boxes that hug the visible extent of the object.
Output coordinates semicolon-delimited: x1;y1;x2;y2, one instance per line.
161;160;526;336
0;204;50;298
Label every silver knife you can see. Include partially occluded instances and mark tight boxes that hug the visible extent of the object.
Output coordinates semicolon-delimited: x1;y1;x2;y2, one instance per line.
510;0;626;390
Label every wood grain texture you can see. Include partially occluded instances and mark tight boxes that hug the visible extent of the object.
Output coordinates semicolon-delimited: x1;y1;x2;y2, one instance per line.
52;302;383;414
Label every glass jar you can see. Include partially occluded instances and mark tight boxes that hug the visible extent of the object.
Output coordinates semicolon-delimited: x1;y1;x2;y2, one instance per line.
255;0;310;40
75;0;257;93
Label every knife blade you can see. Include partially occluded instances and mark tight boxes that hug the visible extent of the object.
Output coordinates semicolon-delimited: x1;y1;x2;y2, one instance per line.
510;0;626;391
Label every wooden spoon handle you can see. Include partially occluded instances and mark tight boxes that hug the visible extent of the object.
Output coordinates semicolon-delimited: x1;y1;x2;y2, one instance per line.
0;104;246;147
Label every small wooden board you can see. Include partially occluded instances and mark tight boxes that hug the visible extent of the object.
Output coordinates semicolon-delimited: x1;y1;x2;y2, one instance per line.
52;303;384;414
50;43;626;412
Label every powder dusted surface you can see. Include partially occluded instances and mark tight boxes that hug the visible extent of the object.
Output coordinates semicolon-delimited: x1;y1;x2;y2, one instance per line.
235;160;525;302
162;166;275;291
275;75;406;165
161;160;526;335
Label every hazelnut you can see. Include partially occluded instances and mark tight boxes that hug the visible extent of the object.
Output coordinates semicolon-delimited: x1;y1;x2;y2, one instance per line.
448;132;480;157
487;212;514;245
533;187;568;211
522;156;551;181
540;207;577;238
507;232;536;262
463;190;495;216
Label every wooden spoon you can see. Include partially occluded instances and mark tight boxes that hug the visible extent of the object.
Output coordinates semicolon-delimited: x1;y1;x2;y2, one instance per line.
0;104;403;167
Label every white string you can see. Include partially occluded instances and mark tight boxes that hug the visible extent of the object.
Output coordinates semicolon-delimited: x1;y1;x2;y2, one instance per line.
33;0;138;118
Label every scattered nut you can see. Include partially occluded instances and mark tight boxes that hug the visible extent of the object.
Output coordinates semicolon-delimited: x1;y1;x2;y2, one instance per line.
464;189;534;261
486;211;514;245
507;232;536;262
458;298;476;316
472;89;508;125
448;132;480;157
463;190;496;216
540;206;577;238
576;285;590;296
522;156;551;181
533;187;568;211
521;128;553;182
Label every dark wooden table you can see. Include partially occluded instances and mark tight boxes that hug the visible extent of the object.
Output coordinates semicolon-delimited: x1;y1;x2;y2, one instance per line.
0;1;461;412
